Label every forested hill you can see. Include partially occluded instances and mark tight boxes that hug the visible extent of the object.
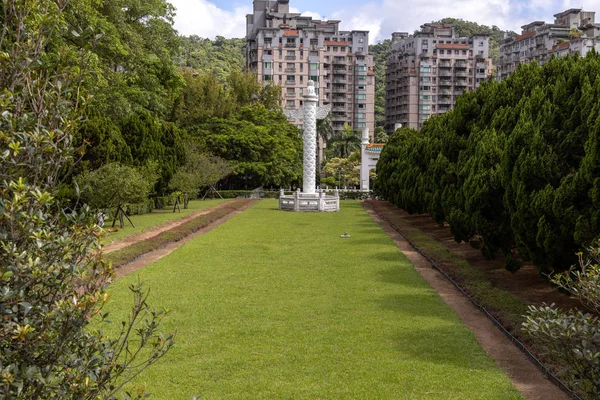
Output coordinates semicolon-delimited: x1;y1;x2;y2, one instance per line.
179;36;246;83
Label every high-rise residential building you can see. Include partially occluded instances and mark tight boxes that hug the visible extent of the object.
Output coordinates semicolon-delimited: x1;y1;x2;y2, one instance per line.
385;24;492;132
498;9;600;80
245;0;375;137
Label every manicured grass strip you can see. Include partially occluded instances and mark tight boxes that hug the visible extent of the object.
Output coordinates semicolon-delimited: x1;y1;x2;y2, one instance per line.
103;199;227;245
105;200;523;400
104;199;252;268
365;201;529;332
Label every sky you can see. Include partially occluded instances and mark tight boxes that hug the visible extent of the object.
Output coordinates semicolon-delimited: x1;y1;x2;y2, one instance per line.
169;0;600;42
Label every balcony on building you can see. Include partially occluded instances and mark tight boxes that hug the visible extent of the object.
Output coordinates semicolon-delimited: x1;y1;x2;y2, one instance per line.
439;79;452;86
439;70;452;77
439;61;452;68
285;67;296;73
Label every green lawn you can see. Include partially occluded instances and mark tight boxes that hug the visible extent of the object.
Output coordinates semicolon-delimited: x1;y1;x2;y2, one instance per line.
106;201;523;399
103;199;226;244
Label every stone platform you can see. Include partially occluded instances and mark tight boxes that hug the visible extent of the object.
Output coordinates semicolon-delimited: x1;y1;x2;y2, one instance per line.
279;190;340;212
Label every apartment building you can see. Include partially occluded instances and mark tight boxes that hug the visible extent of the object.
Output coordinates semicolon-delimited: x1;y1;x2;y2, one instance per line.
246;0;375;137
385;24;492;132
498;9;600;80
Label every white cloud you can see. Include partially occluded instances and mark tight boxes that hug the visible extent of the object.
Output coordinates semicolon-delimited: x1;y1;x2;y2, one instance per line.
170;0;600;43
290;6;325;20
169;0;251;38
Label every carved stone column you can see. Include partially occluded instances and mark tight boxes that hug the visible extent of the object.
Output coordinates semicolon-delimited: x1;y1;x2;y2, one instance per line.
302;81;318;194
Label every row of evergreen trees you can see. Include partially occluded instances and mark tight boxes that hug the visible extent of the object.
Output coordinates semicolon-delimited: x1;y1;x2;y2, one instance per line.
376;52;600;273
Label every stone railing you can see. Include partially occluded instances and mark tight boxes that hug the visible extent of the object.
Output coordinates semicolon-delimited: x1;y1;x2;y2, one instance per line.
279;189;340;212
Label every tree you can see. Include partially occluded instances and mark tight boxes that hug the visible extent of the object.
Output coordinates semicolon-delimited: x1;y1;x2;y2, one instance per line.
376;52;600;273
329;124;361;159
322;152;362;188
169;146;233;207
369;39;391;127
179;36;245;83
524;242;600;397
0;2;172;397
76;163;156;211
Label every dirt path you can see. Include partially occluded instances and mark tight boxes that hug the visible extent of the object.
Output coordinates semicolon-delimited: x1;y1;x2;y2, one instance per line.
363;203;569;400
367;201;580;312
115;200;258;279
103;201;234;254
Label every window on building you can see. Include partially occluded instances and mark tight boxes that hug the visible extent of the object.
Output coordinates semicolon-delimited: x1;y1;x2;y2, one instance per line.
264;75;272;81
357;122;366;128
309;63;319;70
355;94;367;99
355;113;365;119
333;47;338;52
264;62;272;69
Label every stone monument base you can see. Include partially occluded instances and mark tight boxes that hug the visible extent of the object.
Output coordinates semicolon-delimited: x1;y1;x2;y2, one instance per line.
279;190;340;212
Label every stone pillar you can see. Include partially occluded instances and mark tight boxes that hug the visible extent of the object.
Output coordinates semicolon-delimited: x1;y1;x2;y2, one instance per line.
302;81;318;195
360;128;370;192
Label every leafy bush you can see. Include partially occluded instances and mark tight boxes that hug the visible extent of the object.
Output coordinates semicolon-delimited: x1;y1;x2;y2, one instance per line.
524;242;600;398
0;2;172;398
77;163;156;210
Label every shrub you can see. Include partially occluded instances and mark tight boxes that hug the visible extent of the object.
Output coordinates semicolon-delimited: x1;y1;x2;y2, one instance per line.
524;242;600;397
0;2;172;398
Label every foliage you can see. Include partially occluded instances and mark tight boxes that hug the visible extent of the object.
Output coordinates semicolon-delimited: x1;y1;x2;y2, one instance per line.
329;124;361;159
376;52;600;273
65;0;186;193
369;39;391;127
179;35;245;83
77;163;156;210
192;106;302;189
431;18;517;65
169;146;233;196
524;242;600;398
173;71;301;189
322;152;361;188
0;1;172;398
375;126;389;143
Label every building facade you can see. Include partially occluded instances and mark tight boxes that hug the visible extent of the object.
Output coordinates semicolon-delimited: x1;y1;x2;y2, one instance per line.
498;9;600;80
385;24;492;132
246;0;375;137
